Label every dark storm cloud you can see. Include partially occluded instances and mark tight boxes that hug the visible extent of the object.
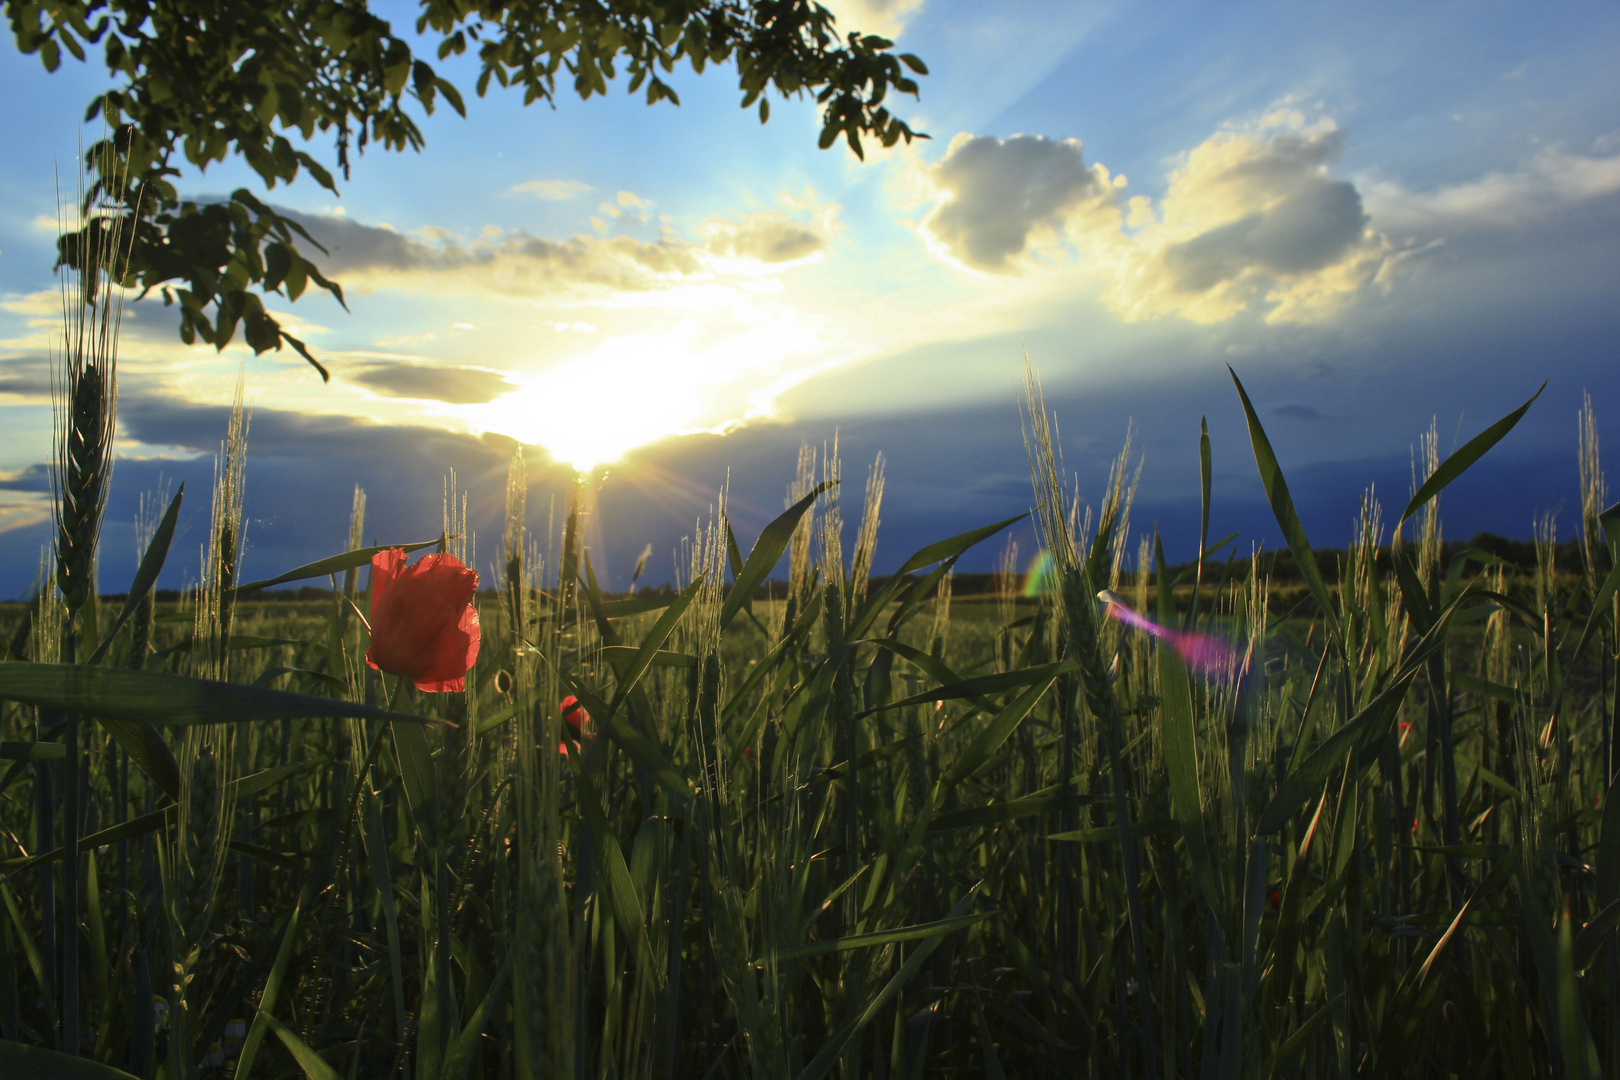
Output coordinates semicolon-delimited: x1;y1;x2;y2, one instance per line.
1163;177;1368;292
1268;403;1333;421
0;464;50;491
0;352;52;399
347;362;515;405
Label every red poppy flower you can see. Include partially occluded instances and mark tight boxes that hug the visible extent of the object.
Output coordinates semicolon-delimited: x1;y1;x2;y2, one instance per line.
365;549;480;693
558;695;591;755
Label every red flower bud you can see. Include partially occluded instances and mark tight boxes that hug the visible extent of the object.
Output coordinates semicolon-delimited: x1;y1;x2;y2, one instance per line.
365;549;480;693
1268;890;1281;910
558;696;592;756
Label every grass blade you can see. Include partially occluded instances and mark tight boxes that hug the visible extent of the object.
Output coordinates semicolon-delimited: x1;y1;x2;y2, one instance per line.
0;1040;139;1079
262;1012;343;1080
1400;382;1545;524
1229;366;1340;646
721;482;833;631
85;484;183;666
0;663;446;727
231;536;443;594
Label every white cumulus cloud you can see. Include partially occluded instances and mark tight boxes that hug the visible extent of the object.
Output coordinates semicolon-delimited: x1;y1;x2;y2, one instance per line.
910;111;1401;324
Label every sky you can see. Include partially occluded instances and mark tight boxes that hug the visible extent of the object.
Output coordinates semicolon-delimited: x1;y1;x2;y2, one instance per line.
2;0;1619;597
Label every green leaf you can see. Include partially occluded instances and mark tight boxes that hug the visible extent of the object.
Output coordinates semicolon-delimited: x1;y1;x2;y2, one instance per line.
598;645;697;668
867;660;1075;715
567;753;661;987
390;719;439;839
1401;382;1545;524
721;482;833;630
607;575;704;722
1158;645;1217;905
857;509;1016;637
234;896;307;1080
0;664;444;728
896;512;1029;578
768;912;989;963
559;672;694;807
86;484;182;666
97;716;182;802
1566;556;1620;668
926;793;1106;833
938;675;1059;790
1598;772;1620;907
262;1012;343;1080
0;740;65;761
1252;647;1432;836
1263;994;1344;1080
1575;897;1620;974
231;536;444;594
441;948;513;1080
1046;821;1171;843
794;885;980;1080
0;1040;140;1079
1229;366;1340;647
1;809;170;871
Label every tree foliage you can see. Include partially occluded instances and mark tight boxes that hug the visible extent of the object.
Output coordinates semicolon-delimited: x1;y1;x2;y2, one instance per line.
6;0;929;378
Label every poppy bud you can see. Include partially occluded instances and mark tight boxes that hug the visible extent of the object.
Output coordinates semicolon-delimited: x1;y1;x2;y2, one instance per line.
494;669;513;695
365;549;480;692
558;696;591;756
1268;890;1281;910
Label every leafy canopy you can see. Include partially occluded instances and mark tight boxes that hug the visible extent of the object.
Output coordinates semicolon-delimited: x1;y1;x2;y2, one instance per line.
7;0;929;379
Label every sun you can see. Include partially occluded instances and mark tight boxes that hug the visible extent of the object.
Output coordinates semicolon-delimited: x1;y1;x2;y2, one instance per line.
469;319;803;472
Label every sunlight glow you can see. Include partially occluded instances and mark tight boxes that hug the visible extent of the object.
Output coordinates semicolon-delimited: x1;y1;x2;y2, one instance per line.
469;317;814;471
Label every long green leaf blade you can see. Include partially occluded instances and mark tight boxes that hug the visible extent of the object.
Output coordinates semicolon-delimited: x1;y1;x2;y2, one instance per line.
0;1040;140;1079
1400;382;1545;524
0;663;445;727
721;482;833;630
231;536;443;594
86;484;183;666
1229;366;1340;645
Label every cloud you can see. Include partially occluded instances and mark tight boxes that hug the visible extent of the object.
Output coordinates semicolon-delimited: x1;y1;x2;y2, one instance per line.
1363;146;1620;236
916;133;1120;272
910;111;1402;325
278;201;832;300
510;179;593;200
347;361;515;405
701;211;828;265
0;352;51;401
1267;402;1333;421
0;491;50;539
821;0;926;40
0;464;51;492
280;209;707;296
1103;113;1393;324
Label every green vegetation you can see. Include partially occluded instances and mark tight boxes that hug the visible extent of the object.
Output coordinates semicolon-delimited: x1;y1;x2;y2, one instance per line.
4;357;1620;1078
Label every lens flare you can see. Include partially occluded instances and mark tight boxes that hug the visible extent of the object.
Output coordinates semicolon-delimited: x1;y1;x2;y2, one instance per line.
1022;551;1054;598
1098;589;1235;675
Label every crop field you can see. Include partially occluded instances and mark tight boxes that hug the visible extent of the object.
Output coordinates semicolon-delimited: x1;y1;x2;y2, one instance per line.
3;365;1620;1080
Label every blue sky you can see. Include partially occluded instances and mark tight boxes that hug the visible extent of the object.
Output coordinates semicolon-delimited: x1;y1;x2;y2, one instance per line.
3;0;1619;595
